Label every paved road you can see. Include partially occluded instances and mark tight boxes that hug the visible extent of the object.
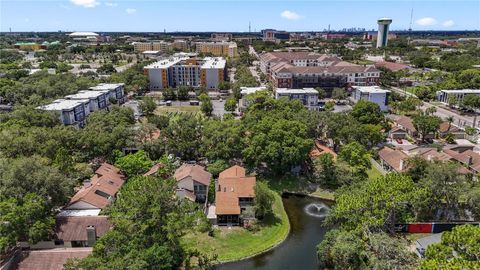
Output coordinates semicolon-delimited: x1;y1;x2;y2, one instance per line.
212;99;228;117
390;86;417;98
123;100;141;118
115;61;137;73
391;87;478;129
420;102;478;128
229;67;236;83
249;45;259;58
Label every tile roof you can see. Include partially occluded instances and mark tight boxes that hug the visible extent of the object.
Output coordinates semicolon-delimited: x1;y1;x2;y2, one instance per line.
215;166;256;215
55;216;111;241
378;147;409;172
443;149;480;173
438;122;463;133
143;163;163;176
375;61;410;72
218;165;246;179
174;164;212;186
67;163;125;209
17;248;92;270
395;116;416;133
415;148;453;162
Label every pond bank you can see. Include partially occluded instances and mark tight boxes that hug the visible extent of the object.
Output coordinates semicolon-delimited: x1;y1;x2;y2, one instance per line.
181;192;290;264
216;195;333;270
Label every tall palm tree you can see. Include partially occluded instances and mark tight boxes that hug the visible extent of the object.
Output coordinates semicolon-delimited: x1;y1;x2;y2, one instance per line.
446;116;454;132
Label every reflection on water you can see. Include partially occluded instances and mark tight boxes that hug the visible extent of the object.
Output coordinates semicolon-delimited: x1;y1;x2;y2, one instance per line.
216;194;333;270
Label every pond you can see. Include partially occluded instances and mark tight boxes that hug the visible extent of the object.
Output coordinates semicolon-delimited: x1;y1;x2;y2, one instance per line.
216;194;333;270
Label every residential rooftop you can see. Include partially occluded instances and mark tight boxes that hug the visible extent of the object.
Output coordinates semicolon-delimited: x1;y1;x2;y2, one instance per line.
144;56;188;69
65;90;109;100
89;83;125;91
38;99;89;111
240;86;268;95
276;88;319;94
201;57;226;69
353;85;391;94
438;89;480;94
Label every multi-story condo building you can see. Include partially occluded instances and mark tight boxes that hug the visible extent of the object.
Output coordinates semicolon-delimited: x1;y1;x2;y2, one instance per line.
38;99;90;127
133;41;173;52
38;83;125;127
275;88;321;110
144;55;227;90
261;29;290;42
89;83;126;104
65;90;110;112
195;42;238;57
260;52;380;94
172;40;188;51
352;86;390;111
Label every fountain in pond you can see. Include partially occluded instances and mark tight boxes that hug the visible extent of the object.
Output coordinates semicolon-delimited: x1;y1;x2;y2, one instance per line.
304;202;330;218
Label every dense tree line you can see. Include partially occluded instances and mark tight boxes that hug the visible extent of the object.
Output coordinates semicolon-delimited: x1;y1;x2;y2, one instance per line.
0;105;136;254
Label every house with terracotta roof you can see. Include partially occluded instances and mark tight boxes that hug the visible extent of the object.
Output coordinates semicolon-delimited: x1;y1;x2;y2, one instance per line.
215;165;256;225
173;164;212;202
378;146;472;175
443;149;480;175
389;126;408;140
394;116;418;139
64;163;125;211
378;147;409;172
438;122;466;139
54;216;111;248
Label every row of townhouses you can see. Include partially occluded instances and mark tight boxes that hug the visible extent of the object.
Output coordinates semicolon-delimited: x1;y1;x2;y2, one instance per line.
37;83;125;128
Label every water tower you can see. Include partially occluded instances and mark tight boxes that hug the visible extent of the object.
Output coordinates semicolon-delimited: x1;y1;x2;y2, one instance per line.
377;17;392;48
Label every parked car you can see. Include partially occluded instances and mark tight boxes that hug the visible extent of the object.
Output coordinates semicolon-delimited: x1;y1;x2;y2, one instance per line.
395;138;403;144
166;101;172;106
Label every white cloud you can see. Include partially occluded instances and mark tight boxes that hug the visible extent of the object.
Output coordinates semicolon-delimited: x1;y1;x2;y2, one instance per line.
126;8;137;14
280;10;301;20
415;17;438;27
442;20;455;27
105;2;118;7
70;0;99;8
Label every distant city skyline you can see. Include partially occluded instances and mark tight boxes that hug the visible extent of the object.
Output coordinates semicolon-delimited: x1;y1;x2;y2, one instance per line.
1;0;479;32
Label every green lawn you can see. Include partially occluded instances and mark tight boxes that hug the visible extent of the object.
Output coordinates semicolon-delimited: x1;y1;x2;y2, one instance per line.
154;105;200;115
311;188;335;201
181;193;289;263
367;165;383;180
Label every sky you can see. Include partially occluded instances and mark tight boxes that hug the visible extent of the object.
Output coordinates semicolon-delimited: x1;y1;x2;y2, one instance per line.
1;0;479;32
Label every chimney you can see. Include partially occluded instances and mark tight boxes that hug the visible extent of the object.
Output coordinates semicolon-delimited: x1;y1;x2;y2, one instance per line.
86;225;96;247
399;159;405;171
467;155;473;166
83;180;92;188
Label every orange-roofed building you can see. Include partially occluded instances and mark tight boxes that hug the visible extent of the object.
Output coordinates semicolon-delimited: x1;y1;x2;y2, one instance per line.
215;165;256;225
64;163;125;211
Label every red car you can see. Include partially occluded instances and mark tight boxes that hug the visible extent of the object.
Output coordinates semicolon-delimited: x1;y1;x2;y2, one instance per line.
395;138;403;144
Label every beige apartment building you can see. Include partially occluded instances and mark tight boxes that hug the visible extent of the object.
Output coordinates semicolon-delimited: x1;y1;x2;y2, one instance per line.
195;42;238;57
133;41;172;52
